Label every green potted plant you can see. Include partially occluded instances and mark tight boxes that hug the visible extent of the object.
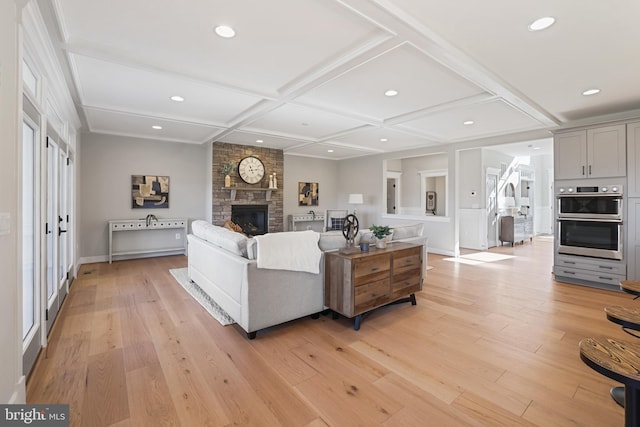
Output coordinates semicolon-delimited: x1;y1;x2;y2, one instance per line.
369;224;392;248
220;161;235;187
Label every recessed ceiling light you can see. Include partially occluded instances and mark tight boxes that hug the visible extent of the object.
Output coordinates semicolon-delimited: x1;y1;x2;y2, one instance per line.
215;25;236;38
582;88;601;96
463;120;474;125
256;139;263;143
327;149;334;153
380;138;388;142
384;89;398;97
152;125;163;130
170;95;185;102
533;147;541;150
528;16;555;31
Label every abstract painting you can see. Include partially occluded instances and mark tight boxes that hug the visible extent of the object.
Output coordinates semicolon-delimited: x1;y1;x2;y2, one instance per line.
132;175;169;209
298;182;319;206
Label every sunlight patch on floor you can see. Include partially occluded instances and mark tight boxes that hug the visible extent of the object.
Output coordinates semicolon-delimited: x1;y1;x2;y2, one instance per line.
443;252;515;264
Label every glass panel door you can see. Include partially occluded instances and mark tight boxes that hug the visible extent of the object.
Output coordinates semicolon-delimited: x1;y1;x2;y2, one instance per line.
22;120;37;340
22;115;42;375
45;136;59;333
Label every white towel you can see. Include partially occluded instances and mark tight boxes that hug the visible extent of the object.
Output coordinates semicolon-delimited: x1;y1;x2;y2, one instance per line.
255;230;322;274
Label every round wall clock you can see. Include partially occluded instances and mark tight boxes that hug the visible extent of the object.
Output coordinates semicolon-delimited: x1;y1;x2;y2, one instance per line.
238;155;265;184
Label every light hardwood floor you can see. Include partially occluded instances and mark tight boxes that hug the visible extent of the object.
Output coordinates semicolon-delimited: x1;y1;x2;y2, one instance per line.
28;238;633;426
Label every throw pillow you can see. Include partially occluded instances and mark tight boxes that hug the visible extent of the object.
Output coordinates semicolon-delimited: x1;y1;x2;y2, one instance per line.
223;220;244;234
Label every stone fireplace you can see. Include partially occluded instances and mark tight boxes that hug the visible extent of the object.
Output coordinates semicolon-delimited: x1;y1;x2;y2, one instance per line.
231;204;268;236
212;142;284;233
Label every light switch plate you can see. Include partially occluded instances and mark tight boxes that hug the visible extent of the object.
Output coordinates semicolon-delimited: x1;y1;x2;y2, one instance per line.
0;212;10;235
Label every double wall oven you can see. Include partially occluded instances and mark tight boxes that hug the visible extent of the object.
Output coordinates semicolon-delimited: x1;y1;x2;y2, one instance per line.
556;184;623;260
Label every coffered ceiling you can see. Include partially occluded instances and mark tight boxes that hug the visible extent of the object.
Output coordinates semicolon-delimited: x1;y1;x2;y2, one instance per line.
38;0;640;159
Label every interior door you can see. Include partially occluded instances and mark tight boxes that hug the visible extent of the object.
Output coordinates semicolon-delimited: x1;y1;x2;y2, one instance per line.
487;171;499;247
66;155;74;283
57;147;68;304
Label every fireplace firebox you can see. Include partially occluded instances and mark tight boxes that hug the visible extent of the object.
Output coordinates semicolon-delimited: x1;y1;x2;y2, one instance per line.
231;205;268;236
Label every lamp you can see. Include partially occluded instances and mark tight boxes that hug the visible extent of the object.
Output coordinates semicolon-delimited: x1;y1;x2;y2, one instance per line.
348;193;363;215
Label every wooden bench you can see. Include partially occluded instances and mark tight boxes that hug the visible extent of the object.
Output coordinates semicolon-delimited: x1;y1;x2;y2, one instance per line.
620;280;640;299
580;337;640;426
604;306;640;406
606;306;640;336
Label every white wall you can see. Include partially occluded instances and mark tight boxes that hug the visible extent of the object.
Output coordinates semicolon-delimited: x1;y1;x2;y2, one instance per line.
400;153;448;209
283;155;339;227
79;133;210;261
533;153;554;234
338;146;458;256
1;0;23;404
458;148;482;208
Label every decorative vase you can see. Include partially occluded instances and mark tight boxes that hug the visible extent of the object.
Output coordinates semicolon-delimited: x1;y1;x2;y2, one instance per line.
376;237;387;249
224;174;231;187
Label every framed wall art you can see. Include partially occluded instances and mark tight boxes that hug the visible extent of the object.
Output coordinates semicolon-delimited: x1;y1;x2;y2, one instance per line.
132;175;169;209
298;182;319;206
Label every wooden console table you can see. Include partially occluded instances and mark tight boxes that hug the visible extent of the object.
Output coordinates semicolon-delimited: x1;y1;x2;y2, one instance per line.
324;242;423;330
108;218;188;263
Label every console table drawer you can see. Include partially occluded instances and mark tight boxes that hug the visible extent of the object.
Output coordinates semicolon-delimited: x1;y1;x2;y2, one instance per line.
393;247;421;273
393;269;421;289
354;255;390;279
355;279;391;312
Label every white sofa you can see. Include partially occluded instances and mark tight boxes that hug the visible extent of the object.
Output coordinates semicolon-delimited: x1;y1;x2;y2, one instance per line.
187;220;428;339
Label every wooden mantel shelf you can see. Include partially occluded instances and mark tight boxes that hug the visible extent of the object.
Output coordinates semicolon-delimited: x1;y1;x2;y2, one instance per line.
223;187;277;201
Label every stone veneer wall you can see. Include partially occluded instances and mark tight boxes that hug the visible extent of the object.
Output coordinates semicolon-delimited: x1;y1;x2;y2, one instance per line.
212;141;284;232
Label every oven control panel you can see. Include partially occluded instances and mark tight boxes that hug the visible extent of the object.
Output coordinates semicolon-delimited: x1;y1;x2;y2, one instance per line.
557;184;622;196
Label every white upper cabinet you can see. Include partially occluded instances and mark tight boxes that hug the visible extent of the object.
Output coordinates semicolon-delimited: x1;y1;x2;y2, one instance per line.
554;124;626;180
627;121;640;197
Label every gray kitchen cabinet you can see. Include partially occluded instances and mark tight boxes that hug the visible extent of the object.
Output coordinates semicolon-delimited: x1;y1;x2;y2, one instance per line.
554;124;626;180
627;121;640;197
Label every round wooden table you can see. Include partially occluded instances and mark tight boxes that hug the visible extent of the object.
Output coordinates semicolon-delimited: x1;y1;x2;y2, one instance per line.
620;280;640;298
580;337;640;427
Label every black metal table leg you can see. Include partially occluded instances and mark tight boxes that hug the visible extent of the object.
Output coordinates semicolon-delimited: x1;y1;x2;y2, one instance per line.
611;386;625;407
354;315;361;331
625;384;640;427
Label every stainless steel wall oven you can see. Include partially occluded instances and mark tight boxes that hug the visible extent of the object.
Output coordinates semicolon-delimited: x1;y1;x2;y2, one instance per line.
556;184;623;260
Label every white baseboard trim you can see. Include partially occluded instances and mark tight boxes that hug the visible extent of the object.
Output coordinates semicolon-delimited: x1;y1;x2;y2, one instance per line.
8;375;26;404
429;247;455;257
78;255;107;265
79;250;186;267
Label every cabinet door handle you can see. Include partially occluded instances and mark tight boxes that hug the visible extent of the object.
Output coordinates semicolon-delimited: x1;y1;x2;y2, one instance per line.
563;261;576;265
589;165;592;175
563;270;576;275
582;165;585;176
598;265;613;270
599;276;613;281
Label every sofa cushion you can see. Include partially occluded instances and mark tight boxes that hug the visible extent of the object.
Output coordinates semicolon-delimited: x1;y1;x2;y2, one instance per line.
318;231;360;251
247;237;257;260
191;220;249;258
359;229;394;243
390;223;424;241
